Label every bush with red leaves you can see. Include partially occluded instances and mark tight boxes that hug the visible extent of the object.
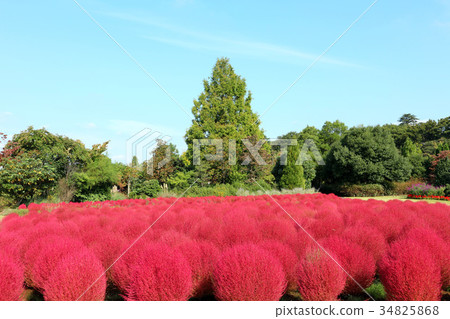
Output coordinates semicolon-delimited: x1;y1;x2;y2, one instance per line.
259;240;299;291
0;252;24;301
43;249;106;301
379;238;441;301
297;248;346;301
321;236;375;295
125;243;192;301
177;240;220;298
213;244;286;301
31;236;86;290
401;227;450;289
342;224;387;262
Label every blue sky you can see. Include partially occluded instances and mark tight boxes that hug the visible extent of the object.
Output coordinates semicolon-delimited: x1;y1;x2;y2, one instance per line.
1;0;449;163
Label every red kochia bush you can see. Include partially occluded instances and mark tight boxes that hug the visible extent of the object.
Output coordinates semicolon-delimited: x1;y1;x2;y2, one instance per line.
259;240;299;291
379;238;441;301
31;236;86;290
43;249;106;301
126;243;192;301
177;240;220;298
213;244;286;301
297;248;346;301
342;224;387;262
321;237;375;295
401;227;450;289
0;252;24;301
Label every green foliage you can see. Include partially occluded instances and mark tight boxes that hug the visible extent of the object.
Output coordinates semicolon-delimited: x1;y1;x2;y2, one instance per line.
339;184;385;197
70;156;118;202
130;179;160;198
435;157;450;186
148;140;182;184
407;183;445;197
279;144;305;190
184;57;271;184
366;281;387;301
325;126;412;186
0;155;57;204
167;170;196;189
399;113;419;126
319;120;348;153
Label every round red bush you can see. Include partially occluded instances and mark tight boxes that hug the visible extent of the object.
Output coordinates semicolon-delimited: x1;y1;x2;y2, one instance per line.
43;249;106;301
297;248;346;301
177;240;220;298
321;236;375;295
0;252;24;301
259;240;299;291
125;243;192;301
213;244;286;301
379;237;442;301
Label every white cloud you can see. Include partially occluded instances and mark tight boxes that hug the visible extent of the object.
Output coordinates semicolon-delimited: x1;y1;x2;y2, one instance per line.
108;119;183;138
0;111;13;122
100;11;360;68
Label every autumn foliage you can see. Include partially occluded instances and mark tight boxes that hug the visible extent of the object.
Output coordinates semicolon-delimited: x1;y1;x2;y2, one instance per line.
0;193;449;301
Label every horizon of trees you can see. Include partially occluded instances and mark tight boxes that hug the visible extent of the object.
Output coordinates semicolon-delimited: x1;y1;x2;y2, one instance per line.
1;58;450;204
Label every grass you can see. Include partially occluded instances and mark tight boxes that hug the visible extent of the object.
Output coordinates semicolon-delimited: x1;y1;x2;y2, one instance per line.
345;195;450;205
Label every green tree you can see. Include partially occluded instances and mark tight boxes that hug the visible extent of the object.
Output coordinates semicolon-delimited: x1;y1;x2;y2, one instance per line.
435;157;450;186
184;57;270;184
70;156;118;202
0;155;57;204
278;143;305;189
325;126;412;186
147;140;181;185
399;113;419;126
319;120;348;153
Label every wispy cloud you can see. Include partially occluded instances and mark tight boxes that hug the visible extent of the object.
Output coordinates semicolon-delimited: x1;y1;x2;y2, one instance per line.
0;111;13;123
108;119;183;137
99;11;360;68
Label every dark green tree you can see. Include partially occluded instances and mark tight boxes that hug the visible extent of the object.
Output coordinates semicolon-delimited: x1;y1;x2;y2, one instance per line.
325;126;412;186
399;113;419;126
278;143;305;189
184;57;270;184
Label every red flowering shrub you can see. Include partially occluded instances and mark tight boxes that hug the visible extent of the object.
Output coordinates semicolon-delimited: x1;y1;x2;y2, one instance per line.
43;249;106;301
379;238;441;301
297;248;346;301
321;236;375;295
0;252;24;301
213;244;286;301
125;243;192;301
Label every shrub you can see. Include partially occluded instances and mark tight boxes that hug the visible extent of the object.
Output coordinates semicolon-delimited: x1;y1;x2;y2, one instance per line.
391;179;424;195
130;179;160;198
177;240;220;298
43;249;106;301
259;240;299;291
407;183;445;197
342;224;387;262
125;243;192;301
401;227;450;289
321;237;375;295
379;238;441;301
31;236;86;290
0;252;24;301
213;244;286;301
339;184;385;197
297;248;346;301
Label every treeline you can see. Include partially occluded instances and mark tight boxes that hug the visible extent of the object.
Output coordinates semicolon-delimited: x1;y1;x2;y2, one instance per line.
1;58;450;206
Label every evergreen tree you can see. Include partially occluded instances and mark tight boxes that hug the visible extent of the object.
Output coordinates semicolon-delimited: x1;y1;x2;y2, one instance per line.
185;58;271;184
278;143;305;189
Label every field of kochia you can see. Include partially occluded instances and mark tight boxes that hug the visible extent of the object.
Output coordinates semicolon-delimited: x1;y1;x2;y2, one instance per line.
0;194;449;301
